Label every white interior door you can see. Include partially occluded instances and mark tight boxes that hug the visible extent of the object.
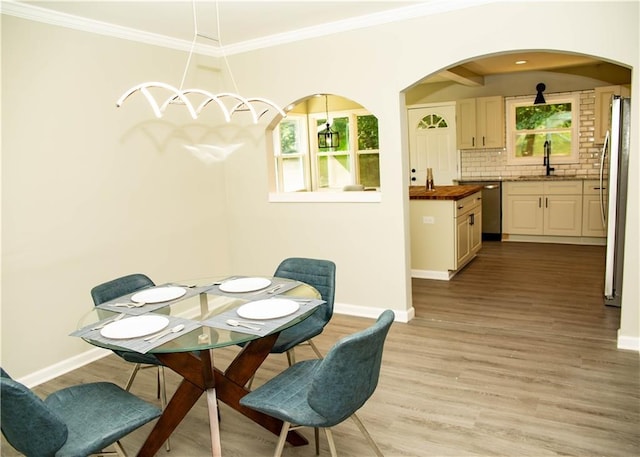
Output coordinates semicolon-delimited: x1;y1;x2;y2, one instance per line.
408;104;458;185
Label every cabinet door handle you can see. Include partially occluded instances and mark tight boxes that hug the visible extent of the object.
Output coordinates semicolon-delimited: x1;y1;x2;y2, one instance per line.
472;137;475;147
538;197;542;208
470;213;475;225
545;197;548;208
482;136;486;146
458;205;464;210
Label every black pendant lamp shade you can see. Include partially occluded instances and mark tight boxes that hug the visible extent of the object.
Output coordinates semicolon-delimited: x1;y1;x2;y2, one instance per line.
318;95;340;149
534;83;546;104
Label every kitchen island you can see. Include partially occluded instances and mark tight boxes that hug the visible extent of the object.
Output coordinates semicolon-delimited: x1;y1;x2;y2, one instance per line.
409;185;483;280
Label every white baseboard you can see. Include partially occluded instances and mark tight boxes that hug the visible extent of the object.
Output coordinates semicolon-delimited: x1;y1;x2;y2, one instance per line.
18;346;111;388
334;302;414;323
502;234;606;246
617;332;640;351
411;269;454;280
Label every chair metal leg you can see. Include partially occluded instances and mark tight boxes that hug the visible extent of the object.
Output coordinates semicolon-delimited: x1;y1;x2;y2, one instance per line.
351;413;383;456
314;427;320;455
274;421;291;457
324;428;338;457
308;340;323;359
124;363;141;391
286;349;296;366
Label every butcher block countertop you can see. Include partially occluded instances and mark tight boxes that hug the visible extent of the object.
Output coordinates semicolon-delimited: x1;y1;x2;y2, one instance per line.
409;185;483;200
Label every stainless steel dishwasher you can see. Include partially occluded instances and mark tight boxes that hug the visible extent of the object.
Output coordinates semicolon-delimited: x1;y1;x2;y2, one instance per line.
459;181;502;240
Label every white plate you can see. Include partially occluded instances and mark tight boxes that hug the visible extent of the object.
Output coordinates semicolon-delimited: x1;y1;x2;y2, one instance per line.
236;298;300;320
100;315;170;339
131;286;186;303
219;277;271;293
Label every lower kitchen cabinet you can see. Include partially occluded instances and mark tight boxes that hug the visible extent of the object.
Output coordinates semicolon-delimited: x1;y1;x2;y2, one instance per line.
410;191;482;278
503;180;585;238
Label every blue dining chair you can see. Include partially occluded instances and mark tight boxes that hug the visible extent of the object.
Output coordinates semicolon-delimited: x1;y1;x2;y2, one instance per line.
271;257;336;366
240;310;394;457
0;367;161;457
91;273;171;450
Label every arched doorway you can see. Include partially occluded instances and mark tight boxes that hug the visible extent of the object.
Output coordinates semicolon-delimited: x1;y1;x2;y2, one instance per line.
403;50;631;317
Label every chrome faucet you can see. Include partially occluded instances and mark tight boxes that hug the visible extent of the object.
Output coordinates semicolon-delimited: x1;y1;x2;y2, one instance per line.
543;140;555;176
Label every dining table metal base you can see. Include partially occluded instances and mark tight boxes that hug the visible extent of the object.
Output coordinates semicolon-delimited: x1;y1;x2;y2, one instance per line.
135;333;308;457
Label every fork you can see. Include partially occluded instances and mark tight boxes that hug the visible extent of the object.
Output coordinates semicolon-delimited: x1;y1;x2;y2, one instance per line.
91;313;125;330
112;301;146;308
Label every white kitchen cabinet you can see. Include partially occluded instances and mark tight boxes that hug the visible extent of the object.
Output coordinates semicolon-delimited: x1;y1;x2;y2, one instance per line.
456;96;504;149
502;181;583;237
582;179;608;237
410;191;482;278
594;85;631;144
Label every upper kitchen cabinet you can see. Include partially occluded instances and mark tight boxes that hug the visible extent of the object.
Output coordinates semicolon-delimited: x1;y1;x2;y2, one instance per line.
456;96;504;150
594;85;631;144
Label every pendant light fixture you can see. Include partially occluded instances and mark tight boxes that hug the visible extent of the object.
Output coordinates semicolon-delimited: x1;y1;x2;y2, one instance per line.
318;94;340;149
116;1;285;123
534;82;546;104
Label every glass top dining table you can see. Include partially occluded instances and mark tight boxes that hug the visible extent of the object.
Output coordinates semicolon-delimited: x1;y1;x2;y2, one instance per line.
77;276;321;354
76;276;322;457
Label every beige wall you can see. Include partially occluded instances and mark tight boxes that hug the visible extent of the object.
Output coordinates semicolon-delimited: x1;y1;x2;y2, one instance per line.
1;17;234;379
2;1;638;380
221;1;639;347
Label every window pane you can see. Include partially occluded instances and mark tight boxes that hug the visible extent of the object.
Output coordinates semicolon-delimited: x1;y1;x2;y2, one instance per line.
317;154;351;189
515;103;572;130
514;131;573;158
281;157;305;191
357;114;379;150
359;153;380;187
279;119;302;154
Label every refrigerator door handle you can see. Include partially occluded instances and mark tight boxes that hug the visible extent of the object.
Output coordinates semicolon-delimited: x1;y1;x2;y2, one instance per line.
599;130;609;227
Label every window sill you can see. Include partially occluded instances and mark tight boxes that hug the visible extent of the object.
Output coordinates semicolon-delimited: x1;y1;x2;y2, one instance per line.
268;191;382;203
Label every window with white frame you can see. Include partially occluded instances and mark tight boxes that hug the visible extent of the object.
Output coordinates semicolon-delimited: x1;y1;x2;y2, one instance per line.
506;93;580;165
273;105;379;192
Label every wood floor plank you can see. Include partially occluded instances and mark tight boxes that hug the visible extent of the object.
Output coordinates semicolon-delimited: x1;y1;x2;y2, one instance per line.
2;242;638;456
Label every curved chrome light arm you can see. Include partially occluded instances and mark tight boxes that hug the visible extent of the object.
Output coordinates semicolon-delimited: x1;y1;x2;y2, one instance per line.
116;82;199;119
115;1;285;123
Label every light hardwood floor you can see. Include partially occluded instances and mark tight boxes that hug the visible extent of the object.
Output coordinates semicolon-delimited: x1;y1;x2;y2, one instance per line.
3;242;639;456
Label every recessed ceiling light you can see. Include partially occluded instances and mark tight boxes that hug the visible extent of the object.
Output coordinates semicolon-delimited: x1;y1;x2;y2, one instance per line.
515;60;528;65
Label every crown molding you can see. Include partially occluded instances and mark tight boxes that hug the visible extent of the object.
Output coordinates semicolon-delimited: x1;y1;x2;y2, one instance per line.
2;0;493;57
223;0;494;55
1;0;220;57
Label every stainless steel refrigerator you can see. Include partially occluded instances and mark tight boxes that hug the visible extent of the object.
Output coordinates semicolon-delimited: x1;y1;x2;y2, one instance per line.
601;96;631;307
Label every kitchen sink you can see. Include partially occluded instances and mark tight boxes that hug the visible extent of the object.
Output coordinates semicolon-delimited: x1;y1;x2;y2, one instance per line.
518;175;572;180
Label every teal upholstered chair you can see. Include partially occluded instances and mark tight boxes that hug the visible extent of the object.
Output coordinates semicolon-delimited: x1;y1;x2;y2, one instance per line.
240;310;394;457
0;368;161;457
271;257;336;365
91;273;171;450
